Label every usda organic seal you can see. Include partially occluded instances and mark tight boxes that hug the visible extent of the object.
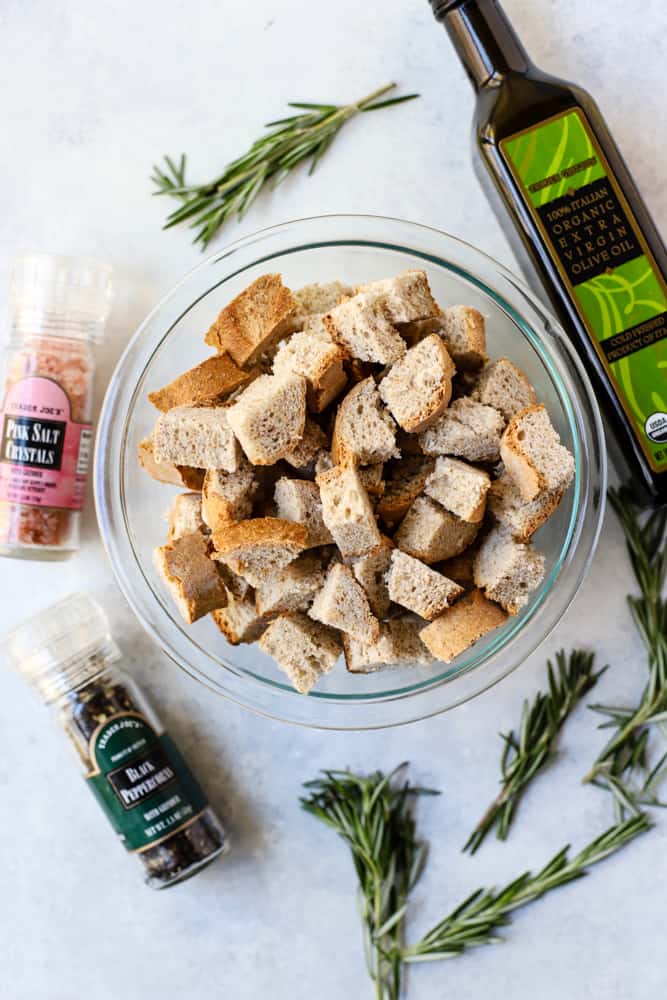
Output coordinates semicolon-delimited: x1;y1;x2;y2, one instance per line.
645;412;667;444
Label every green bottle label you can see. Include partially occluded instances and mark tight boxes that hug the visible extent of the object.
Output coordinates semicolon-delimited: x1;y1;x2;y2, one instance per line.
85;713;208;853
501;108;667;472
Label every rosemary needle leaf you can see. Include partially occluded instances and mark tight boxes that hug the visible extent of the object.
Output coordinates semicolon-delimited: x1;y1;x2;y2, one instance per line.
584;488;667;816
361;93;421;111
404;813;650;962
464;649;606;854
301;764;436;1000
152;81;419;249
285;101;339;111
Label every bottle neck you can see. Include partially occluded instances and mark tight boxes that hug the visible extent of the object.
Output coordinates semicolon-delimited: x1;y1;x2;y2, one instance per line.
436;0;531;91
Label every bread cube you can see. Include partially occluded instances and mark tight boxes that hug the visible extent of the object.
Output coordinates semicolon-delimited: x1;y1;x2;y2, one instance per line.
259;613;342;693
274;477;333;547
210;517;308;587
351;534;394;619
153;406;241;472
226;373;307;466
212;595;267;645
332;378;399;465
420;397;504;463
379;335;456;433
272;316;348;412
424;456;490;523
473;526;545;614
317;464;382;559
201;462;255;529
167;493;206;541
154;531;227;624
138;437;204;490
394;497;479;564
500;404;575;501
344;617;435;673
438;305;487;370
309;563;380;643
474;358;536;423
255;553;327;618
357;270;440;324
148;353;256;412
387;550;463;620
205;273;297;366
488;471;565;542
324;297;406;364
419;589;507;662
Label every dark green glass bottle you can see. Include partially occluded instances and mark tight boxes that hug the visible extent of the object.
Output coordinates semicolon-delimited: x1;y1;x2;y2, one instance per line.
430;0;667;507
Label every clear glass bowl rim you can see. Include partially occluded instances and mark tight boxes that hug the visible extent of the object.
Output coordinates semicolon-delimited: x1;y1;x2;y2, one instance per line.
94;214;607;730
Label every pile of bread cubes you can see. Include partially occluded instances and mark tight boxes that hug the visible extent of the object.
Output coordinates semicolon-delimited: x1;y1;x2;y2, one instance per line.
139;269;575;695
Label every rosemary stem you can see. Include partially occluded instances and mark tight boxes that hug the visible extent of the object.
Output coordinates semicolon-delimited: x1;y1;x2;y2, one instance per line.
584;487;667;811
583;702;652;784
153;82;416;247
353;81;398;108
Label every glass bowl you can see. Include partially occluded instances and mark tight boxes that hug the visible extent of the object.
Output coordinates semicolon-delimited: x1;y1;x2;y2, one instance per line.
94;215;606;729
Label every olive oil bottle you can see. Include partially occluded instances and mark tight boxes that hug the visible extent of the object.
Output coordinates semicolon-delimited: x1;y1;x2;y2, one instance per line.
430;0;667;506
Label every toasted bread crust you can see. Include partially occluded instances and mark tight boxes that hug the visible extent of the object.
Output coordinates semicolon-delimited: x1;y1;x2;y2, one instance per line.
500;404;548;500
138;437;204;490
440;306;488;371
148;354;257;412
154;531;228;624
211;598;267;645
376;458;434;528
210;517;308;558
205;274;297;367
419;589;507;662
488;473;565;542
201;474;251;530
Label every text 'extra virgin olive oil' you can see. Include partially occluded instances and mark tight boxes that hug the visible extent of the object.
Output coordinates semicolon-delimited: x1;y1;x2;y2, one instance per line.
429;0;667;506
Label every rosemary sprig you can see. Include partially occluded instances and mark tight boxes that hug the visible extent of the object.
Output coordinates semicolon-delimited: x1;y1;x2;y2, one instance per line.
584;487;667;814
303;765;650;996
464;650;605;854
301;764;435;1000
402;813;650;962
152;82;419;249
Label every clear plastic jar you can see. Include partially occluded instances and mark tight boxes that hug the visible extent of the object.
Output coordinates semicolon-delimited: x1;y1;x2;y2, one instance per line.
2;593;229;888
0;254;113;559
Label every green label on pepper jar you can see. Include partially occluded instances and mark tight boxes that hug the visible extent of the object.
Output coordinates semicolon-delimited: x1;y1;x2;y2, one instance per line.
85;713;208;853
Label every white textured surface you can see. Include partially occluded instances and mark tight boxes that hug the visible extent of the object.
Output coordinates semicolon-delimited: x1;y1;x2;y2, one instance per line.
1;1;666;997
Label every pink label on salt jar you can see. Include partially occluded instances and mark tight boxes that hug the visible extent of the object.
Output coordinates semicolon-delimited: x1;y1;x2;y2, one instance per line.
0;377;92;510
